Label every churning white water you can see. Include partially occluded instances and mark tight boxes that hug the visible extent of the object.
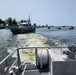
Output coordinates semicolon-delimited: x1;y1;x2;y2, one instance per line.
12;33;48;63
0;29;48;63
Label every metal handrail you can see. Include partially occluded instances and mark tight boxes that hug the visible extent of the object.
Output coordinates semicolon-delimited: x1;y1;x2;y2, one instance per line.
0;48;17;65
0;46;67;66
18;46;67;49
9;58;18;71
0;46;67;75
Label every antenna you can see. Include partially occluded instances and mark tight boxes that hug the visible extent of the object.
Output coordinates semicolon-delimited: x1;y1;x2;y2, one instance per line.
28;15;31;22
27;15;31;25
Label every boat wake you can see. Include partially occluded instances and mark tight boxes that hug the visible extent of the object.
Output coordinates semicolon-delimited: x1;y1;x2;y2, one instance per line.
17;33;48;47
6;33;49;63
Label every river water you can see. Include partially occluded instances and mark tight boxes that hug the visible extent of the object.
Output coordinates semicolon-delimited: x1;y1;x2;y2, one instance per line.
36;28;76;46
0;28;76;74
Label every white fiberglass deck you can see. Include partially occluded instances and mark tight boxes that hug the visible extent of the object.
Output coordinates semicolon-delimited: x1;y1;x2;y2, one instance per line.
48;48;76;61
48;48;76;75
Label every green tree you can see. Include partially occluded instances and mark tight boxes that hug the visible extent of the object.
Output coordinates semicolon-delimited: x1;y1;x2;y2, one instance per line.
0;19;2;24
12;19;17;25
2;21;6;26
46;24;48;27
42;25;44;27
0;19;6;26
33;23;37;27
6;17;12;26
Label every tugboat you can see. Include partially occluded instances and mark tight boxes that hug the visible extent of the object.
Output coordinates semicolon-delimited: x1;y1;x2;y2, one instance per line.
0;45;76;75
9;17;36;34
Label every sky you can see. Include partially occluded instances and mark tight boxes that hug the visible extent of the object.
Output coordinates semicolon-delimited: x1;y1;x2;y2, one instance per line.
0;0;76;26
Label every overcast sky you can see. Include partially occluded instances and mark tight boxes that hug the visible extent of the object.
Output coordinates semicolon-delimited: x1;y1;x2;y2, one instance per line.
0;0;76;26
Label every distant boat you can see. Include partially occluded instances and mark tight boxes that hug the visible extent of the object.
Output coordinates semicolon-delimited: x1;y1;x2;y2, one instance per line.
9;24;36;34
69;26;74;29
9;18;36;34
58;27;61;29
48;26;50;29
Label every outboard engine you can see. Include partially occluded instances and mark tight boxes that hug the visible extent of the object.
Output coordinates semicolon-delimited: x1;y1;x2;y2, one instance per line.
37;50;49;68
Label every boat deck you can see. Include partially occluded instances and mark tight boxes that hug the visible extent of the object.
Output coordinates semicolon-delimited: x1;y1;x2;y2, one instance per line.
20;63;49;75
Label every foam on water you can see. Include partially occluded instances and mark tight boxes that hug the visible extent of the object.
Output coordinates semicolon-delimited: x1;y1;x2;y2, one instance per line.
17;33;48;47
6;33;49;63
13;33;49;63
0;29;49;64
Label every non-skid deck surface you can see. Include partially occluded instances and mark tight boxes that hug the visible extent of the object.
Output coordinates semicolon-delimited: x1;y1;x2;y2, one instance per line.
22;63;49;75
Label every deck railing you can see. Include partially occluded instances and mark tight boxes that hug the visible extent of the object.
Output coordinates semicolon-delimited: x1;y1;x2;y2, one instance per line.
0;46;67;75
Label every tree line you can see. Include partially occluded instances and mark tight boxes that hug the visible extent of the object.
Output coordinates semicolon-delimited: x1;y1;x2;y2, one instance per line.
0;17;50;27
0;17;37;27
0;17;18;26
